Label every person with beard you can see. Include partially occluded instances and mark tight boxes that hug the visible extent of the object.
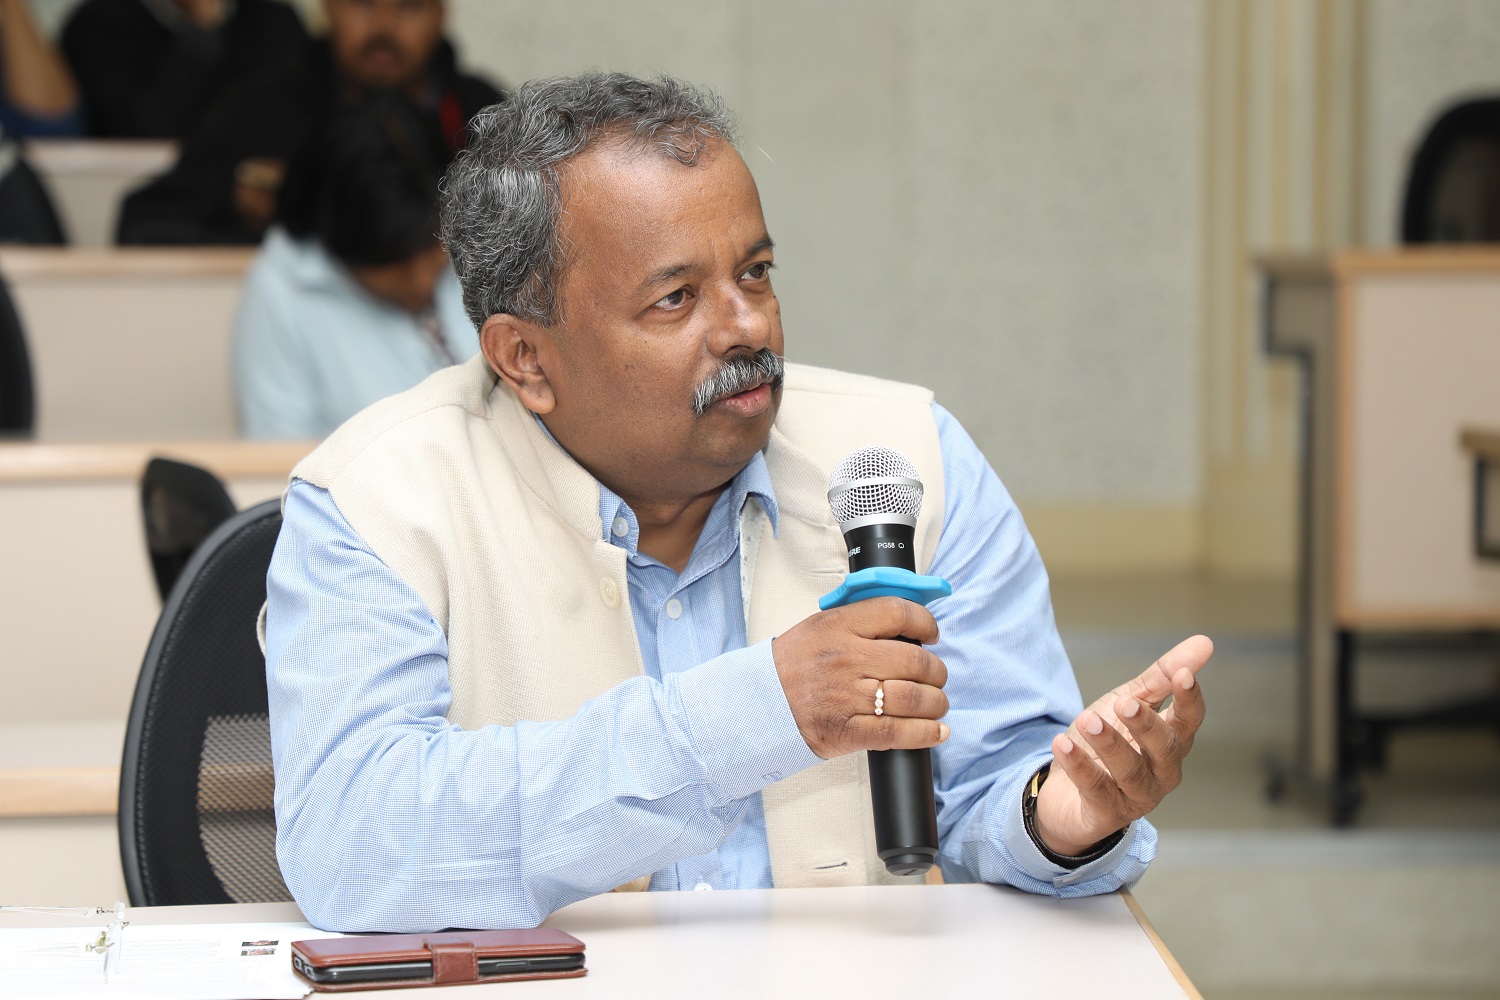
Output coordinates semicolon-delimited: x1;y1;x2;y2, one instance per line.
232;95;475;439
116;0;501;244
60;0;308;139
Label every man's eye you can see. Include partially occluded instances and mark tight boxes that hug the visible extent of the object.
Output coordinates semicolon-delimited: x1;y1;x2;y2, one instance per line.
654;288;689;309
742;262;775;281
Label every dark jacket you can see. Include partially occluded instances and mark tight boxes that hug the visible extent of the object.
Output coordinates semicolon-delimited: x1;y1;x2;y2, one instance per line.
61;0;309;139
116;39;503;245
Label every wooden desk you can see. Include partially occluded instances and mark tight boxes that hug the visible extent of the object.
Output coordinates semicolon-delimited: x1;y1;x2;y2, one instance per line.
1260;249;1500;822
0;441;307;903
0;247;254;441
1462;427;1500;463
21;140;178;248
0;886;1199;999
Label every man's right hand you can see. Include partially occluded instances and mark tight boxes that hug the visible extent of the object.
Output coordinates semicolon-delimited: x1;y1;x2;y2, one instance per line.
771;597;950;759
232;158;286;234
174;0;229;30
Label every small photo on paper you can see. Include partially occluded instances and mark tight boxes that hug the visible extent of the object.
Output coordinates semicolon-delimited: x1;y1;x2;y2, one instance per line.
242;947;277;956
242;939;279;947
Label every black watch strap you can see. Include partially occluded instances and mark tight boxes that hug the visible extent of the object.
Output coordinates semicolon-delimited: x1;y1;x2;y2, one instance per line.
1021;762;1126;870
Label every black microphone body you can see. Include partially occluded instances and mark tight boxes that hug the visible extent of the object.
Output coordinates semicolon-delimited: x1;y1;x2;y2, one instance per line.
837;514;941;877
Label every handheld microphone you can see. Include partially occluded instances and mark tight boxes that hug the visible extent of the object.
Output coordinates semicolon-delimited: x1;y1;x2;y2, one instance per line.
820;446;949;877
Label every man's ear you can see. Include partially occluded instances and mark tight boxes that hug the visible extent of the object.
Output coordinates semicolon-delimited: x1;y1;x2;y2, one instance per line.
480;314;556;415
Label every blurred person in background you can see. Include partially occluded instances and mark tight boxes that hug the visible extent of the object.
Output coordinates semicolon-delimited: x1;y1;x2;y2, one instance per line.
0;0;75;241
60;0;307;139
1;0;82;137
232;95;474;439
117;0;501;244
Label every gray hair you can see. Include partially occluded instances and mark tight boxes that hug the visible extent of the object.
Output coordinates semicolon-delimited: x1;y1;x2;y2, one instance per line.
439;72;740;329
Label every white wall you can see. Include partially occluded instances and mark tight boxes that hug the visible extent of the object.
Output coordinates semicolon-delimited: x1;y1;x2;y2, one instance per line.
30;0;1500;570
448;0;1205;507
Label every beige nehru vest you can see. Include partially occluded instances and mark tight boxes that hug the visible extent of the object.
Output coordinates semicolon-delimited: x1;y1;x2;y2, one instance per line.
291;353;945;888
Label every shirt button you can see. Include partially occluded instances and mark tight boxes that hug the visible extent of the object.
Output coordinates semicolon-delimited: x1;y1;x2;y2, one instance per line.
693;881;713;891
611;516;629;538
600;577;621;609
665;598;683;620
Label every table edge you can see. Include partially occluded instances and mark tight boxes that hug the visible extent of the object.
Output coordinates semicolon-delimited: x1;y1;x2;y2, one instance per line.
1120;889;1202;1000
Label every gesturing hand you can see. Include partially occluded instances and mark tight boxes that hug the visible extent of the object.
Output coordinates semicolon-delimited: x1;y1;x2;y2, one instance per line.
771;597;951;759
1033;635;1213;857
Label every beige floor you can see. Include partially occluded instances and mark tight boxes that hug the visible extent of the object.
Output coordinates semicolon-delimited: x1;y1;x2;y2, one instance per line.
1050;576;1500;1000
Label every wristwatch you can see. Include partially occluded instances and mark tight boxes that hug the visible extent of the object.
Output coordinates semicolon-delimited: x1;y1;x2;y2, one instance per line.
1021;762;1126;869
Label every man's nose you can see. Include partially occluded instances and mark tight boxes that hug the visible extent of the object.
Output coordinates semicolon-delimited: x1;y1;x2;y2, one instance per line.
367;0;402;32
709;285;774;355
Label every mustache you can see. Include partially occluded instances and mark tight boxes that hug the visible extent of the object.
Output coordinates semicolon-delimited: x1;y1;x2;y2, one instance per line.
692;349;785;416
359;35;403;60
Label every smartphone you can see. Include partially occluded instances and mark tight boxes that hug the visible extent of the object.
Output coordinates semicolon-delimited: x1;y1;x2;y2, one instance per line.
291;927;587;989
292;951;585;985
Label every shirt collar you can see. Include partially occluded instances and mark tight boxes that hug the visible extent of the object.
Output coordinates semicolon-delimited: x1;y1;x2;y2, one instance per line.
528;413;780;552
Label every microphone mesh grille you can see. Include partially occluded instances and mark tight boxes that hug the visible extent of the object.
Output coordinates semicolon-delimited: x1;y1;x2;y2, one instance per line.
828;446;923;525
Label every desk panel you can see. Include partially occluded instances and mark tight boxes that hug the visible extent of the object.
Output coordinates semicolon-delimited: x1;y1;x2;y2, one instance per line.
1341;272;1500;623
0;441;305;729
0;248;253;441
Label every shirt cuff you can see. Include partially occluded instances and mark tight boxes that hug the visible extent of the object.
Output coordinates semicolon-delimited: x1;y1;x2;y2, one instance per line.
1000;763;1151;890
670;637;823;802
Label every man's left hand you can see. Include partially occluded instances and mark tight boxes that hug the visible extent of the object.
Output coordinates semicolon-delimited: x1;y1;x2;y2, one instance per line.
1034;634;1213;857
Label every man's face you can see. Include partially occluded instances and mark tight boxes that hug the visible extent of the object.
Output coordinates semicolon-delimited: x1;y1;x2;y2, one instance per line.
351;243;449;314
324;0;443;92
527;139;783;506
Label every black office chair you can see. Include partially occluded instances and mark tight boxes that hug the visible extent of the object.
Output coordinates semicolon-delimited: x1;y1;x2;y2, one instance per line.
0;273;35;436
119;498;292;906
1401;96;1500;243
0;145;67;245
141;457;239;600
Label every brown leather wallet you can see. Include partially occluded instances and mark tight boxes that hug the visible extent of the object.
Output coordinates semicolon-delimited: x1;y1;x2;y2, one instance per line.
291;928;587;992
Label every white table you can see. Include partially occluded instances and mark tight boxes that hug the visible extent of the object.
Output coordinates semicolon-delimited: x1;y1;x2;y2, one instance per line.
4;885;1197;998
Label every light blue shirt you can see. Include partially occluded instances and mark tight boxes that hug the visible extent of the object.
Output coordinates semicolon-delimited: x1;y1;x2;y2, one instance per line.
232;227;477;440
266;402;1155;932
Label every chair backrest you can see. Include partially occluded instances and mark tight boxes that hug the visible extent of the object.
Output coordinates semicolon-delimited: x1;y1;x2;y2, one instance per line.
119;498;291;907
141;457;239;600
1401;97;1500;243
0;147;67;245
0;273;35;436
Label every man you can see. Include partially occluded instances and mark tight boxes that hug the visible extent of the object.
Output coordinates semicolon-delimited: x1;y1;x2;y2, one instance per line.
266;73;1213;933
233;95;473;439
116;0;500;244
61;0;307;139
